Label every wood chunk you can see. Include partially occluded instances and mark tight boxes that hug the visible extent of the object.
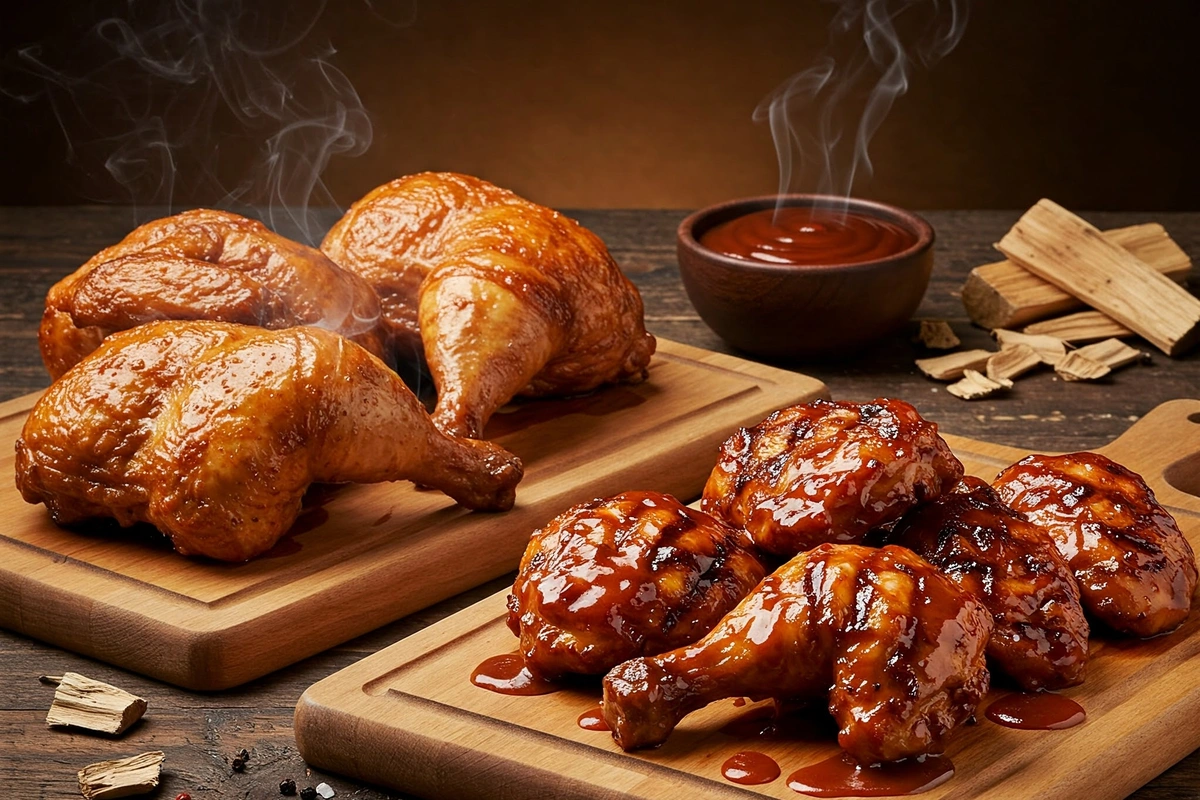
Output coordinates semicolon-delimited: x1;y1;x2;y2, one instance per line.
916;349;992;381
963;222;1192;329
986;344;1042;381
996;200;1200;356
44;673;147;735
914;319;961;350
78;751;164;799
1024;310;1134;343
947;369;1013;400
993;329;1067;365
1056;352;1112;382
1074;338;1146;370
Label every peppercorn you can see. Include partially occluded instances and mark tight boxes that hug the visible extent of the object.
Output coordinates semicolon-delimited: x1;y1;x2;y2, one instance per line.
280;778;298;796
238;748;250;761
300;787;318;800
232;756;246;772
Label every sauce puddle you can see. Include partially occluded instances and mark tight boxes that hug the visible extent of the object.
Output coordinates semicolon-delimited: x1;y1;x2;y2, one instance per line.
470;654;558;696
577;705;609;731
787;752;954;797
722;750;781;785
985;692;1086;730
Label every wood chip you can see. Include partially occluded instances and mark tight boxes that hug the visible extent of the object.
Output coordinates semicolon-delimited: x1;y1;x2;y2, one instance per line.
1056;352;1111;382
986;344;1042;381
915;349;993;381
993;329;1067;365
914;319;961;350
947;369;1013;400
996;199;1200;356
43;673;147;735
1073;338;1146;370
1024;310;1135;343
78;751;164;800
962;222;1191;329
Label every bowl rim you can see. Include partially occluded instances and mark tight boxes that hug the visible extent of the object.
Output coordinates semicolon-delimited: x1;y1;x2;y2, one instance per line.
677;193;935;273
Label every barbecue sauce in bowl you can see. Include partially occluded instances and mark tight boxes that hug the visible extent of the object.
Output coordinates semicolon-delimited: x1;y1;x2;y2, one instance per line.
699;207;918;266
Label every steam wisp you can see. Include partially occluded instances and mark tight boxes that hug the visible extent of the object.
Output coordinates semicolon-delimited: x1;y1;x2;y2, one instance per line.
756;0;970;210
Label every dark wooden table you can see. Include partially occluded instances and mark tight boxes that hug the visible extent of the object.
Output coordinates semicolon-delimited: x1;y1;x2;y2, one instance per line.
1;207;1197;799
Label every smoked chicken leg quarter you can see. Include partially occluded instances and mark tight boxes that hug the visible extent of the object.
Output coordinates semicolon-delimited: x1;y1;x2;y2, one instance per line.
15;321;524;562
702;398;964;556
321;172;657;440
39;208;386;379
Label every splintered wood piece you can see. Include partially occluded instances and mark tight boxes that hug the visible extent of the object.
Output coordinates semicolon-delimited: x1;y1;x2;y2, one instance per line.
77;751;164;799
996;200;1200;356
986;344;1042;381
963;222;1192;329
915;349;993;381
1074;338;1146;370
1056;353;1112;382
1024;310;1135;343
914;319;961;350
947;369;1013;400
44;673;147;735
993;329;1068;365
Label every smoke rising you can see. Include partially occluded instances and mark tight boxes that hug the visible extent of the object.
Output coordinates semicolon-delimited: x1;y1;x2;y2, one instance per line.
755;0;970;205
3;0;385;244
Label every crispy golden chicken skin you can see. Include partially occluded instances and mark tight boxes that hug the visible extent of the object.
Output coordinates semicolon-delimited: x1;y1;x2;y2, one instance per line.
702;398;964;557
884;477;1089;690
602;544;992;764
39;209;386;379
322;172;656;439
993;452;1197;637
506;491;767;679
16;321;522;562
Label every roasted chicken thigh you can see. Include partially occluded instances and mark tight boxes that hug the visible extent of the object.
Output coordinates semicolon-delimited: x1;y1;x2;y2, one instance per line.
16;321;523;561
884;477;1089;690
702;398;964;556
39;209;385;378
506;491;766;679
994;452;1197;637
602;543;992;764
322;172;656;439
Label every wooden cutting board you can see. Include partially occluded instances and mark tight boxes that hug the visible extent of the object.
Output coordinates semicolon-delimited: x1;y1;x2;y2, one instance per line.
294;398;1200;800
0;339;826;690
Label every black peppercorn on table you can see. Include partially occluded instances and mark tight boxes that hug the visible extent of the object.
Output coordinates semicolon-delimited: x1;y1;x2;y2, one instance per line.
1;206;1199;799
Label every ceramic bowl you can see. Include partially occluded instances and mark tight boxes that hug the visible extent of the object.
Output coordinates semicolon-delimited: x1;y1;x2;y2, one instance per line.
676;194;934;361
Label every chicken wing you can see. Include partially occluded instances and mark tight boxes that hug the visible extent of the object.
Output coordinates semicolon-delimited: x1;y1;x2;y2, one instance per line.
884;477;1088;690
40;209;386;378
16;320;523;561
602;543;992;764
702;398;964;556
321;172;656;439
993;452;1197;637
506;491;766;679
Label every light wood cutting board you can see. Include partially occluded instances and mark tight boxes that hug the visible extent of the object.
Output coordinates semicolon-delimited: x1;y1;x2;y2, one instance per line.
294;398;1200;800
0;339;827;690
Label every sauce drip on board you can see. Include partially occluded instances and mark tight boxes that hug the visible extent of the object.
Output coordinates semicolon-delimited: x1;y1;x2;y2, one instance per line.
786;752;954;797
577;706;610;731
722;751;781;785
985;692;1086;730
470;654;558;696
699;207;918;266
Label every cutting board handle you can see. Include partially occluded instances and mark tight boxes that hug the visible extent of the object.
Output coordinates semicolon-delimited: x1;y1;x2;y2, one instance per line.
1099;398;1200;513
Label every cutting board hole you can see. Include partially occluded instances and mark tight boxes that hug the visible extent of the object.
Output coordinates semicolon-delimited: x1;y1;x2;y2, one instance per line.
1164;453;1200;500
1188;412;1200;424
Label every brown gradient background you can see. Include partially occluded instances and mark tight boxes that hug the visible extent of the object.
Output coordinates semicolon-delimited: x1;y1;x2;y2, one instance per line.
2;0;1198;210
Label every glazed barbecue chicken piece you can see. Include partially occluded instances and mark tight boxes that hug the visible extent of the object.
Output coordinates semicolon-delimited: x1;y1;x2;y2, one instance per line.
40;209;386;379
322;172;657;439
994;452;1197;637
603;544;992;764
702;398;964;556
16;321;523;562
884;477;1089;690
507;492;766;679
